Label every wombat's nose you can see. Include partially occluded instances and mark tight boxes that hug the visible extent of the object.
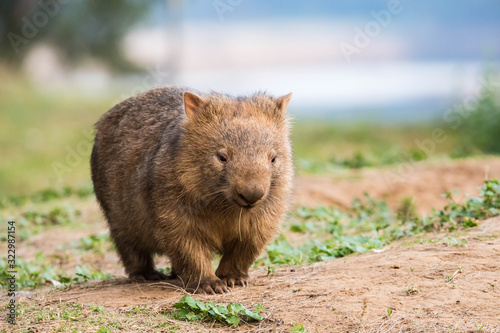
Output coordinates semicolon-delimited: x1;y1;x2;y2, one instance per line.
238;181;265;205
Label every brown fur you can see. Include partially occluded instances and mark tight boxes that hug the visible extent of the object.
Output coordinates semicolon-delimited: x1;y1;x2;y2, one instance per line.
90;86;293;294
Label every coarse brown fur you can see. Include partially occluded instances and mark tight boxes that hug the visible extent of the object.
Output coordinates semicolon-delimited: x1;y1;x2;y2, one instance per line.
90;86;293;294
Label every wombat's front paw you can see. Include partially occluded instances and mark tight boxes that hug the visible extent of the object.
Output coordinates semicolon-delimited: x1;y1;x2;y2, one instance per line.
197;278;230;294
219;274;250;288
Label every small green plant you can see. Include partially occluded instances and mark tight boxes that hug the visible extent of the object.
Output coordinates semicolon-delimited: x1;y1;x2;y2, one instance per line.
58;265;112;285
289;220;317;233
291;323;306;332
58;233;112;253
444;274;454;283
0;204;82;241
172;295;264;327
0;253;112;290
397;197;418;223
410;267;415;272
476;233;498;240
443;236;467;247
88;303;106;313
386;308;393;318
340;151;372;169
463;217;479;228
256;180;500;269
406;286;420;295
96;327;112;333
435;180;500;230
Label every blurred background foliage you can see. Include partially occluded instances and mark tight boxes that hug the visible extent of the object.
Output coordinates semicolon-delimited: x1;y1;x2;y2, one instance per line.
0;0;159;71
455;80;500;154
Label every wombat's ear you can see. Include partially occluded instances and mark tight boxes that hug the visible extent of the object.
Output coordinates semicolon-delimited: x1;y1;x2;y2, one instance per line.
275;92;292;112
184;91;205;119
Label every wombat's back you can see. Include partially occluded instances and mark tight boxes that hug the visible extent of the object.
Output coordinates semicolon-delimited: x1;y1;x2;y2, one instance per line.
90;86;188;244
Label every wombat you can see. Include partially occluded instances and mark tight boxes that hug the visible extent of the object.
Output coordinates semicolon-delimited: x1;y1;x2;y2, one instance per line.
90;86;293;294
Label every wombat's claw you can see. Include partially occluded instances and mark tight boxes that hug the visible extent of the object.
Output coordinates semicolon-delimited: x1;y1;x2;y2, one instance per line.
220;276;250;288
129;270;169;281
199;278;230;294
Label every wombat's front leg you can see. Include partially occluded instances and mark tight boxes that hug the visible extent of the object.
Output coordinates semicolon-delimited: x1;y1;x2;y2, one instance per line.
168;240;230;294
215;239;261;288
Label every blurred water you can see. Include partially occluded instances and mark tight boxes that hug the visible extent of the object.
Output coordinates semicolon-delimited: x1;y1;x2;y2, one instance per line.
175;61;484;118
33;56;489;122
119;16;497;121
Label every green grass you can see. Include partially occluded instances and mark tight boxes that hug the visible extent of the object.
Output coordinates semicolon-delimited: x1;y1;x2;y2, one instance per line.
0;68;110;196
0;252;112;290
256;179;500;268
0;183;94;209
11;302;180;332
9;287;263;331
291;121;463;173
0;202;83;241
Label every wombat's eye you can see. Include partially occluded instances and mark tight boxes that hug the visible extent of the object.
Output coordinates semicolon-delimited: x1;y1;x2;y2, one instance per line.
270;149;277;164
217;153;228;163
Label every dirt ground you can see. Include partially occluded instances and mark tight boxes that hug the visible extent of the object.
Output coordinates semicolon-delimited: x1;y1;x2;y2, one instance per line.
295;156;500;213
30;217;500;332
5;158;500;332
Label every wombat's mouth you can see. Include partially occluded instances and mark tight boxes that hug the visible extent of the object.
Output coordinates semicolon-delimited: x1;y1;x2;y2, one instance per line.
232;194;265;208
232;198;257;208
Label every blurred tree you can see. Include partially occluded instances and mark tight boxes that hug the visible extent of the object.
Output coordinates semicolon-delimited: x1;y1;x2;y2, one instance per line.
454;72;500;155
0;0;161;72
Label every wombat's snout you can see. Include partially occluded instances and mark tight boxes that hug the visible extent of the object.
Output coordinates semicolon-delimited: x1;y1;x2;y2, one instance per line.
235;180;266;207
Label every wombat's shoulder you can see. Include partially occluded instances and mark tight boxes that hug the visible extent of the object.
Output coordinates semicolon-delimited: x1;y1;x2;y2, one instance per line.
95;86;201;134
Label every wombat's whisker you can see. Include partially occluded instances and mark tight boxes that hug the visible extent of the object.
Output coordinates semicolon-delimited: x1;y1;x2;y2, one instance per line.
198;189;225;201
210;196;230;217
220;205;236;222
217;204;234;221
211;193;227;207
